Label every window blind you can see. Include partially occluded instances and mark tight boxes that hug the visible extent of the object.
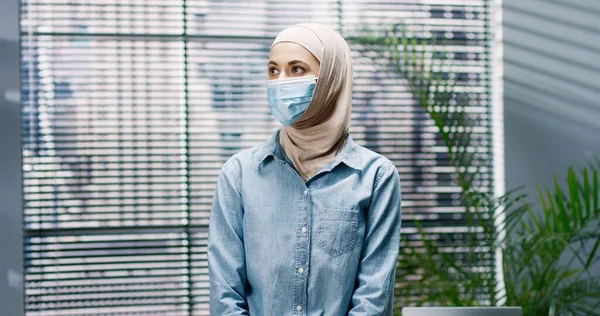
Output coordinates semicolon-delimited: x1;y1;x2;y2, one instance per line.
21;0;496;314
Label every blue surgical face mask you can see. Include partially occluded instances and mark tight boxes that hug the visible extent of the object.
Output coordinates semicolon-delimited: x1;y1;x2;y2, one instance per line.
267;75;317;126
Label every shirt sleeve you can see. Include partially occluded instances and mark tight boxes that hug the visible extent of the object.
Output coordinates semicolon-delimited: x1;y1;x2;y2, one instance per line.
208;157;250;315
348;161;402;316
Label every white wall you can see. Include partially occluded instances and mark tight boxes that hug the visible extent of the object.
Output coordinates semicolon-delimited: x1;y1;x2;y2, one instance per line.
0;0;22;315
503;0;600;300
504;0;600;188
0;0;17;41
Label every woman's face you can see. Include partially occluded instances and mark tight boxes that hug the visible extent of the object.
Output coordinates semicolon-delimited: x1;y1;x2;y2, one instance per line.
268;42;320;80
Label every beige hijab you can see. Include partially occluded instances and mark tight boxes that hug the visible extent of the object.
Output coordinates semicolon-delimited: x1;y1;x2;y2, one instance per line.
270;23;353;181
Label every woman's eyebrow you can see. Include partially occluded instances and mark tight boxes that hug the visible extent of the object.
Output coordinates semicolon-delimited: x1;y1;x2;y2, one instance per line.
288;60;308;66
268;61;278;66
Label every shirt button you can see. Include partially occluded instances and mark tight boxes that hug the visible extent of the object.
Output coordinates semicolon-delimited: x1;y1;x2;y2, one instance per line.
296;305;303;312
301;226;307;233
298;267;304;274
303;189;308;195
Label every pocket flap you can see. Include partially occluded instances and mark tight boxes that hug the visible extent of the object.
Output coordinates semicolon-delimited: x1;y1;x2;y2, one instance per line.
319;208;358;221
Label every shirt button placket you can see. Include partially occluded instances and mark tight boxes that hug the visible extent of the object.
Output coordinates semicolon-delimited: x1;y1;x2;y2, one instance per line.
295;187;309;314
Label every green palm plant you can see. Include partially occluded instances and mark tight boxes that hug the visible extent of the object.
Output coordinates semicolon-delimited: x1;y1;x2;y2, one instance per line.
502;166;600;315
353;23;600;315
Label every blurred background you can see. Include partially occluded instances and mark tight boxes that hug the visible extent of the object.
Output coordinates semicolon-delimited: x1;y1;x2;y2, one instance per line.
0;0;598;315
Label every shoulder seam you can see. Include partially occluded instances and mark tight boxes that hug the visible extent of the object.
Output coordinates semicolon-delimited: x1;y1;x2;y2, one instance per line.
373;160;393;190
233;156;243;195
223;155;243;195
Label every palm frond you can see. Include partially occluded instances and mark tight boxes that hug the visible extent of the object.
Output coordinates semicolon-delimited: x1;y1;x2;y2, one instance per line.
352;22;600;314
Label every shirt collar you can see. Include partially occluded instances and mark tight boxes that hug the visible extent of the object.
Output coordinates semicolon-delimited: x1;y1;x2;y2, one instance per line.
256;129;364;171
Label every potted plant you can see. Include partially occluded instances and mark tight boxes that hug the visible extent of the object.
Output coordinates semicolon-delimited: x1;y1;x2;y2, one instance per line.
354;23;600;315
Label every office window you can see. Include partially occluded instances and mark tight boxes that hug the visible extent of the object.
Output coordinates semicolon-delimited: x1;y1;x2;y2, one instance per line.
21;0;496;314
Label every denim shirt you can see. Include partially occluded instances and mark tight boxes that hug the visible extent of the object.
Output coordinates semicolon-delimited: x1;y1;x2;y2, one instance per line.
208;129;402;316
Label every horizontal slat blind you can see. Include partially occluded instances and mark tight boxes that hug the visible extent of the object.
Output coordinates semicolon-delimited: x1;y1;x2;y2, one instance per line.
21;0;494;314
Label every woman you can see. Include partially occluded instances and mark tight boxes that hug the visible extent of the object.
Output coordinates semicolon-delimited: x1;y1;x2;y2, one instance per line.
208;23;402;315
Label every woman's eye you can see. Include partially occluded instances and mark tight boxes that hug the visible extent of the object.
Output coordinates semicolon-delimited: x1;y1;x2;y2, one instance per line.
292;66;305;74
269;67;280;75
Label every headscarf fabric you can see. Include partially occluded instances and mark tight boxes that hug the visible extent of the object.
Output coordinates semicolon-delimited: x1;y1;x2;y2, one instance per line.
270;23;353;181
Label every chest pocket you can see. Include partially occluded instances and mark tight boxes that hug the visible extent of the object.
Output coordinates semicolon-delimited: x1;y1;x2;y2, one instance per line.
316;208;358;257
